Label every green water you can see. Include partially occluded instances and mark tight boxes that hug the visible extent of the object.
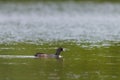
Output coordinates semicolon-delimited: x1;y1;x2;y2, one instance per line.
0;42;119;80
0;1;120;80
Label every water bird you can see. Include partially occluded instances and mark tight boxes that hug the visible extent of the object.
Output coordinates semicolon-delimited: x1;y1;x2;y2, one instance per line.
34;47;63;58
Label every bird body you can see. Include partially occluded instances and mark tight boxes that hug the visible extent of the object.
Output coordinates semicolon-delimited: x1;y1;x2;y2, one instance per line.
34;47;63;58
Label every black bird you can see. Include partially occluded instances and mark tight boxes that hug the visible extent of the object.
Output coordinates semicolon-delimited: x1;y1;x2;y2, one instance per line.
35;47;63;58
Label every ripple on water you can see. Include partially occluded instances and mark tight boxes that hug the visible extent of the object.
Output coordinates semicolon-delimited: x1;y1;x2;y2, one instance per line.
0;55;35;59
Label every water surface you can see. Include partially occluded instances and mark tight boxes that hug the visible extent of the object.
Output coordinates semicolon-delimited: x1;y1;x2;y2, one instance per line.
0;1;120;43
0;1;120;80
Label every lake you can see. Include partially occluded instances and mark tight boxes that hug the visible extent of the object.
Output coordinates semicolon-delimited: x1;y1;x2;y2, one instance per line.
0;1;120;80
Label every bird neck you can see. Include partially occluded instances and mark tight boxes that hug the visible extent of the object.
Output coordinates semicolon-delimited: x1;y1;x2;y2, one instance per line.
55;50;61;55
